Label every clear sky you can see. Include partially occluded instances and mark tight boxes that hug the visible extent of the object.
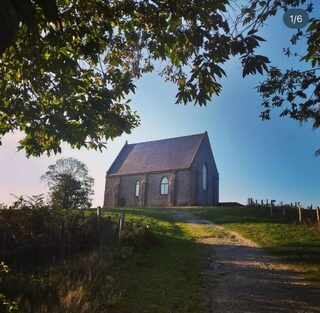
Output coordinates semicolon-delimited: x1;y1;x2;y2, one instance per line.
0;7;319;207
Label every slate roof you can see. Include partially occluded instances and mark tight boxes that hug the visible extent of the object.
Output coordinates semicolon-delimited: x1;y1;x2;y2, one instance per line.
107;132;206;175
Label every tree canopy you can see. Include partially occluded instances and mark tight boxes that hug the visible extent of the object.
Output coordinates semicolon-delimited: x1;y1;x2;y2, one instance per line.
41;158;94;209
0;0;319;155
242;0;320;153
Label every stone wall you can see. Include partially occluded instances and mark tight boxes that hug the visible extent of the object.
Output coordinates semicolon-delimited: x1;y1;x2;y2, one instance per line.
103;176;120;207
145;172;175;207
103;169;194;207
117;174;146;207
175;170;193;205
191;134;219;205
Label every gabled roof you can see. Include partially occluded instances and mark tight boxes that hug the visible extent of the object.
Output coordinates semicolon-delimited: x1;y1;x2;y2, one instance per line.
107;132;207;175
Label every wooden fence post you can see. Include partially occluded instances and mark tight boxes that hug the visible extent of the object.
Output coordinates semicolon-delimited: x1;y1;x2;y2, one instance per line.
268;200;273;217
118;212;125;240
298;205;302;223
316;206;320;225
259;200;262;213
282;205;286;217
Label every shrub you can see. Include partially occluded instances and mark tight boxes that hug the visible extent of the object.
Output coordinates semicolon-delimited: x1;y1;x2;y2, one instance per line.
0;209;118;269
120;223;157;251
0;262;18;313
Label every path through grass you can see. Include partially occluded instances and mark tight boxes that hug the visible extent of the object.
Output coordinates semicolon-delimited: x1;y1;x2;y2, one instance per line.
6;206;318;312
190;206;320;286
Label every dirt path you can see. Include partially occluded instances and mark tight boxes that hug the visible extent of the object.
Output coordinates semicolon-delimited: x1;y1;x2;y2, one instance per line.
173;210;320;313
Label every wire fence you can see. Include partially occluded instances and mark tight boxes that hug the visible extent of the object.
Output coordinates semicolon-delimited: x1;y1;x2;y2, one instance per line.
247;198;320;224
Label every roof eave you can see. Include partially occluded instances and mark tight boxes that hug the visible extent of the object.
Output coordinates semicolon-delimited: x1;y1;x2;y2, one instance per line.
106;167;191;177
106;141;128;175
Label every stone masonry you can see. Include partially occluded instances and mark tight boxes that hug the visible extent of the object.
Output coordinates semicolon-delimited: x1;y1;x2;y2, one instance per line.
103;132;219;207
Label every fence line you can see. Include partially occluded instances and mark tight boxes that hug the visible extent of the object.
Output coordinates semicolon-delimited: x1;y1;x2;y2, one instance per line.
247;198;320;224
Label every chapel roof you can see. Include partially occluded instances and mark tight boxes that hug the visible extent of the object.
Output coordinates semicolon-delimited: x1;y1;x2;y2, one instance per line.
107;132;207;175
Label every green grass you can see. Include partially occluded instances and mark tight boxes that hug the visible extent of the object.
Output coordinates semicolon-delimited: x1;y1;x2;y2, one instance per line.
103;207;209;313
190;206;320;285
3;207;211;313
9;205;318;312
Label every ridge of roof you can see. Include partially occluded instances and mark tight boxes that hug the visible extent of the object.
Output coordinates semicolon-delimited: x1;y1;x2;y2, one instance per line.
126;132;206;146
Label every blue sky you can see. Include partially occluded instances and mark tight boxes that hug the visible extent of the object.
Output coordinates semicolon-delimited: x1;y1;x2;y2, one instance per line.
0;6;319;207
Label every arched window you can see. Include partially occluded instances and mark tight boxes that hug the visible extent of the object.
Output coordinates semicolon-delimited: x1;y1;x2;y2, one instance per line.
160;176;169;195
135;180;140;197
203;164;208;190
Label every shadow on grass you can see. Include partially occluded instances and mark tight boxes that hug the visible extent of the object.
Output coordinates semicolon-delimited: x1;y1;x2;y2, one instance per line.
203;243;320;312
2;204;320;313
188;206;320;288
122;212;320;313
103;207;320;268
268;243;320;266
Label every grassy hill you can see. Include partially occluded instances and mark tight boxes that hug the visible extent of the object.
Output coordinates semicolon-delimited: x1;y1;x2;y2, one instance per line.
2;206;319;312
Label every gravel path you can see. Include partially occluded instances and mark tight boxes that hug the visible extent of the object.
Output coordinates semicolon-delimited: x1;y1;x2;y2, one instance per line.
173;210;320;313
